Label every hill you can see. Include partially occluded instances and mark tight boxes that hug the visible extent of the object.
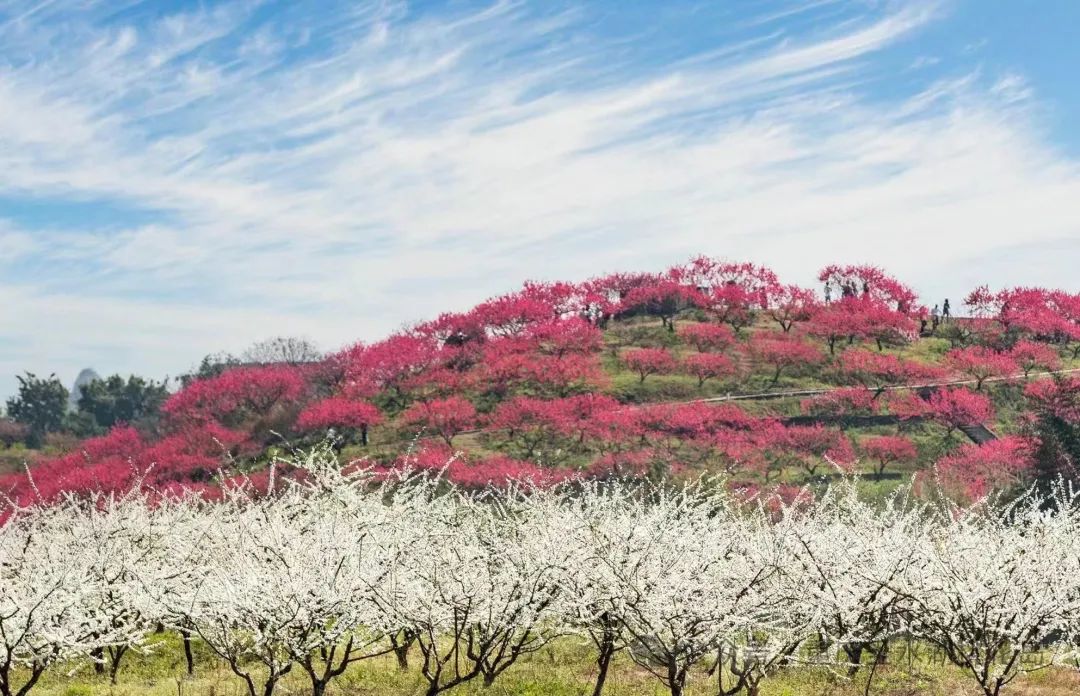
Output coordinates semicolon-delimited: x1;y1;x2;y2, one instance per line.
2;257;1078;504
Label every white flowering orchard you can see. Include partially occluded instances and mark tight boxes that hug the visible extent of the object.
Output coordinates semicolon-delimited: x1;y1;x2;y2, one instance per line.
2;445;1080;696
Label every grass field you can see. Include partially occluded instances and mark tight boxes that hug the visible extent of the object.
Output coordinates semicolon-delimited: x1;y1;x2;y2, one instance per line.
21;635;1080;696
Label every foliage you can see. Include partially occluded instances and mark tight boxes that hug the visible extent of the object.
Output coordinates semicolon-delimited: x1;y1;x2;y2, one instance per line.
5;373;69;448
74;375;170;435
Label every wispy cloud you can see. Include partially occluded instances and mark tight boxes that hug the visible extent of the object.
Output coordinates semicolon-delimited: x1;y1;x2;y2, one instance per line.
0;0;1077;395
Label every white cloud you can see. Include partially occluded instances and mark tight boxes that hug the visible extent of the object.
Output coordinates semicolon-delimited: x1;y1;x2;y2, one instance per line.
0;0;1077;398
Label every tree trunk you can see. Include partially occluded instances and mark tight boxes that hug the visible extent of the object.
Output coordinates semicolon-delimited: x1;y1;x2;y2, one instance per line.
391;629;415;671
183;631;195;676
666;659;685;696
394;644;410;671
108;645;128;684
591;633;617;696
844;643;864;677
1;665;45;696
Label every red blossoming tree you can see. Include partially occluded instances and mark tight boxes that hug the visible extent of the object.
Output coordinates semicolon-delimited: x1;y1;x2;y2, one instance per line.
749;335;824;385
861;434;918;479
944;347;1018;390
620;348;677;384
294;397;383;445
838;349;944;398
400;396;477;447
161;365;307;434
1008;340;1062;379
682;353;736;388
676;322;735;352
766;284;818;333
678;257;779;334
935;435;1035;500
925;388;995;436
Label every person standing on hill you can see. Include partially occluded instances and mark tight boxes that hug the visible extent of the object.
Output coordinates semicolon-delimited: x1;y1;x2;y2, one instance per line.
942;298;951;322
931;304;941;332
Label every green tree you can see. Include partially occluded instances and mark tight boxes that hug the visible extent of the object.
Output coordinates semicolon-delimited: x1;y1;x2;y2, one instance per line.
179;351;241;388
75;374;171;435
5;373;69;448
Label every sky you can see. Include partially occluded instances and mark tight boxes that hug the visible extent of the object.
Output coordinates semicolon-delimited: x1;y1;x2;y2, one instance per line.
1;0;1079;399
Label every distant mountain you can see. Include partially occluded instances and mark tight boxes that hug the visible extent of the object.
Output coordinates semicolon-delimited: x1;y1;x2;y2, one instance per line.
68;368;101;411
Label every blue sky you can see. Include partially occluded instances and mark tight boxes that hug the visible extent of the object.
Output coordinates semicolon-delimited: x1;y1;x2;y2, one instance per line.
1;0;1079;398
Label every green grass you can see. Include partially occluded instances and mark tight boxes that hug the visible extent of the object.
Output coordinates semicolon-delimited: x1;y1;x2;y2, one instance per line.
17;634;1080;696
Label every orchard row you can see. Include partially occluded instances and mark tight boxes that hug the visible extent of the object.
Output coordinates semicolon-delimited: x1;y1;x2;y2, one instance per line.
3;446;1080;696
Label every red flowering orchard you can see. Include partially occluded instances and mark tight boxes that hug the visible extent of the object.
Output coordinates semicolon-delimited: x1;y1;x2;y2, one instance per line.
886;390;933;421
965;286;1077;343
781;424;856;477
470;285;566;338
489;397;572;460
861;435;918;478
0;426;144;504
1052;290;1080;357
479;339;608;398
0;421;253;505
19;253;1080;506
400;396;477;447
294;397;383;445
620;348;677;384
522;317;604;358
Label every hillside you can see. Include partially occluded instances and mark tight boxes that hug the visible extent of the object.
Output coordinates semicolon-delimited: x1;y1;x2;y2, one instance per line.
2;258;1078;504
